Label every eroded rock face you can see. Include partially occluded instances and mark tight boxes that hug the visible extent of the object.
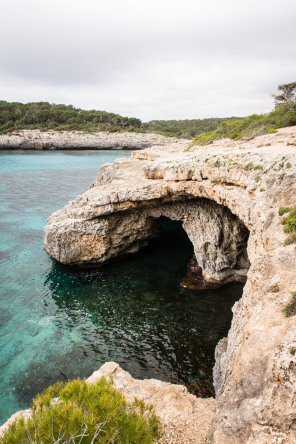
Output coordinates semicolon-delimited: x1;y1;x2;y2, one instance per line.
44;197;250;285
43;126;296;443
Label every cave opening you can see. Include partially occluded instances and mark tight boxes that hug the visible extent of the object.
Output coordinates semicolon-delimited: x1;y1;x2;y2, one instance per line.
138;210;249;396
37;204;250;402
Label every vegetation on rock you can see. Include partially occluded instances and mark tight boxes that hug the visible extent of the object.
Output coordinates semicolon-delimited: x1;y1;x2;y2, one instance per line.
144;117;241;138
0;100;239;138
1;377;159;443
279;206;296;245
188;102;296;147
279;207;292;216
283;291;296;317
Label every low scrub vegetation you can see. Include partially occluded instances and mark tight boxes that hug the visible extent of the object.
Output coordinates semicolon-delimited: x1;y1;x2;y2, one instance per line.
145;117;241;138
1;377;160;443
0;100;239;138
188;102;296;147
279;206;296;245
283;292;296;317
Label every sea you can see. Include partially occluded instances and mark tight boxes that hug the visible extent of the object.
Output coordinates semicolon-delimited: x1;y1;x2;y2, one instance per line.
0;150;243;425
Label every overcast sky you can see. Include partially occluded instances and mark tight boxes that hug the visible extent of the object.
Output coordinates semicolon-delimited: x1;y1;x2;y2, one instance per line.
1;0;295;121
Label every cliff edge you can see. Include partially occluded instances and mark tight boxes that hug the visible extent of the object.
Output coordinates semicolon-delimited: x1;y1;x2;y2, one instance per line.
42;126;296;442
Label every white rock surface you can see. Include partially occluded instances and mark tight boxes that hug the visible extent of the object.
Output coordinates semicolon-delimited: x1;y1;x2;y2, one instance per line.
3;127;296;442
0;129;188;150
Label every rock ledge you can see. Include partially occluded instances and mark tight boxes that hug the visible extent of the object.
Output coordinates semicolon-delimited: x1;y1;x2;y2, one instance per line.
43;126;296;443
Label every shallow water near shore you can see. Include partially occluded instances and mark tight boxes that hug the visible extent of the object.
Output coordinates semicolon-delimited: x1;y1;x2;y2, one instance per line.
0;150;243;425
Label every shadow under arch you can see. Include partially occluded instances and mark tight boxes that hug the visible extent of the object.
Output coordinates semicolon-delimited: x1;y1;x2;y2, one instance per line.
27;217;243;385
13;208;249;409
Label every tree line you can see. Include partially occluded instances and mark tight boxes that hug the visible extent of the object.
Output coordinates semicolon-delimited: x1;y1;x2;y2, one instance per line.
0;100;240;138
0;101;142;134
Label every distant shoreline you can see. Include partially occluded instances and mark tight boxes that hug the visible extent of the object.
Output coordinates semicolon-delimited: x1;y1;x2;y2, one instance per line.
0;129;188;151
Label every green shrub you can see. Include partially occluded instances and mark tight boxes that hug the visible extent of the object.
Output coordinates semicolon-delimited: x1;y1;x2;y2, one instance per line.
245;162;254;171
281;206;296;245
1;377;160;444
282;207;296;233
279;207;292;216
283;292;296;317
188;102;296;146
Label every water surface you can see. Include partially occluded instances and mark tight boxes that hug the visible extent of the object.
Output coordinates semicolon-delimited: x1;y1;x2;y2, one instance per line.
0;150;243;425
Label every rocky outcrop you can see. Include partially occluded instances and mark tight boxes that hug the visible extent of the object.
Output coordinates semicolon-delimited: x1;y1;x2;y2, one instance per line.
43;126;296;442
0;362;216;444
87;362;216;444
0;129;187;150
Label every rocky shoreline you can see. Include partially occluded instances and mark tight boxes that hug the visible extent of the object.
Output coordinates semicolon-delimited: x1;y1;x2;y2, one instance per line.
0;129;187;150
2;127;296;443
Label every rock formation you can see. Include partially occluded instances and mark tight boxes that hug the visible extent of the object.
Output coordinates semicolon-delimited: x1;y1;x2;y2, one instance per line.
0;362;216;444
43;126;296;441
0;129;187;150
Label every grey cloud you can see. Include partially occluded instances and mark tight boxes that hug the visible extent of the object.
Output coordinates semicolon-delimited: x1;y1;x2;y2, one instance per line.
0;0;295;120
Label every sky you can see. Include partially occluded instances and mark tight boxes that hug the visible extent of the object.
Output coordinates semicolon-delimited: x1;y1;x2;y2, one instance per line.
1;0;295;121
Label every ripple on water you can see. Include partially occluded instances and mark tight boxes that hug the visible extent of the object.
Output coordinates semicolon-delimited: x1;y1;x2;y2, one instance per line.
0;151;244;425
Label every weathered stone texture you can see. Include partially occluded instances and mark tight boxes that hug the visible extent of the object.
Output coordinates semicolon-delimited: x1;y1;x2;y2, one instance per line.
43;126;296;442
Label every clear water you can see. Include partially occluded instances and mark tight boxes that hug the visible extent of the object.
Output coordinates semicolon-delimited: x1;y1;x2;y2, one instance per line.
0;150;244;425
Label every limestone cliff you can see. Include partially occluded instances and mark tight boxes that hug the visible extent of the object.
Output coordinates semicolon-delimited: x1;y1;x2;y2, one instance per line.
43;127;296;443
0;129;186;150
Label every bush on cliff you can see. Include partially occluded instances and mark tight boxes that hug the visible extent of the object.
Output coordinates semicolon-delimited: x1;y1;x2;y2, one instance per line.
187;102;296;147
279;206;296;245
1;377;159;443
283;292;296;317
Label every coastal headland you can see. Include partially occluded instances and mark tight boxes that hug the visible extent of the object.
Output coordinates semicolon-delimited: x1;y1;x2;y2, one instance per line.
2;126;296;443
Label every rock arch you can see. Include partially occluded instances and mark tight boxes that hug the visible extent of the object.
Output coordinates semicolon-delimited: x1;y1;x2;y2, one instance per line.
44;140;296;443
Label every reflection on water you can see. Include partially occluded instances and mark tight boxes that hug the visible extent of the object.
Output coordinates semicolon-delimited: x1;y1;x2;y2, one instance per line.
16;221;243;404
0;151;244;425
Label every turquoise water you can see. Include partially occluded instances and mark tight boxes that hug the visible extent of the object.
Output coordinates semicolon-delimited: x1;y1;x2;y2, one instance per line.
0;150;243;425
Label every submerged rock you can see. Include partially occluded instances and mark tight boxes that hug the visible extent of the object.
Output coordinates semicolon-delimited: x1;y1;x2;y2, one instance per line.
181;255;223;290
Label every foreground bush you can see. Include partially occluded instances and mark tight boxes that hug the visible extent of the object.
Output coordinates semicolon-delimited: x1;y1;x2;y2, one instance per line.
1;377;159;443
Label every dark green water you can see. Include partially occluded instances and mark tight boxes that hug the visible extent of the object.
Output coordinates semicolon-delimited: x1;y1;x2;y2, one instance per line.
0;150;243;425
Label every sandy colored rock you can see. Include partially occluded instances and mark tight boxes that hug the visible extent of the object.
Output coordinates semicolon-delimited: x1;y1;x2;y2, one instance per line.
0;129;188;150
43;126;296;442
87;362;216;444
